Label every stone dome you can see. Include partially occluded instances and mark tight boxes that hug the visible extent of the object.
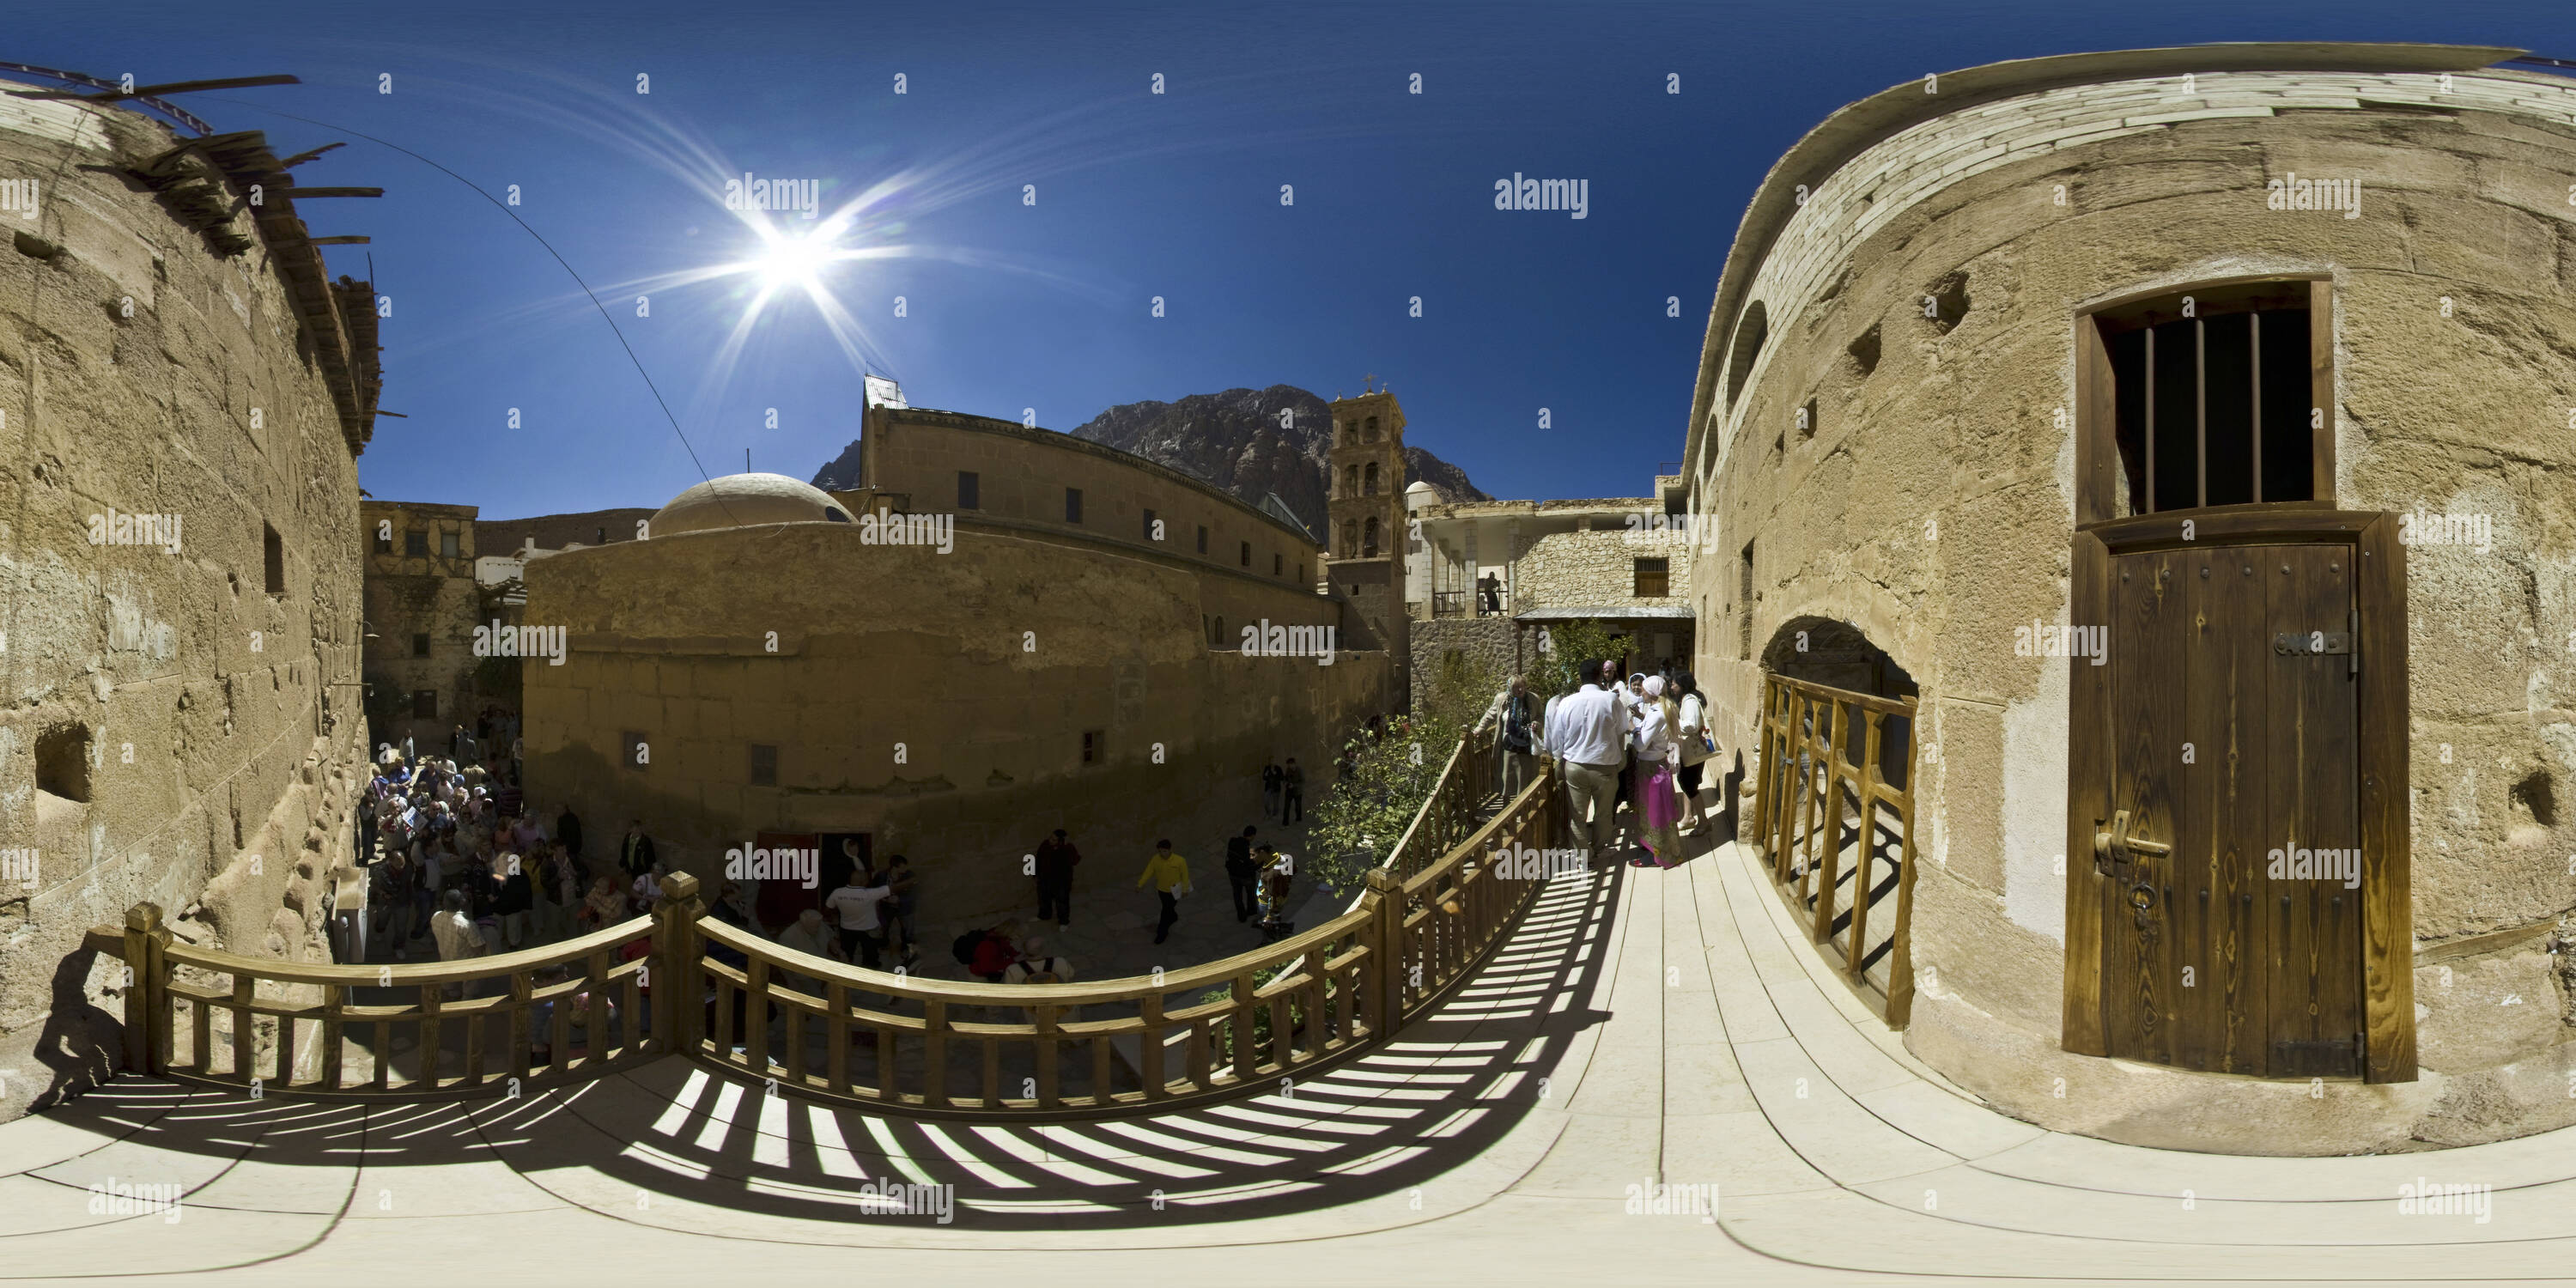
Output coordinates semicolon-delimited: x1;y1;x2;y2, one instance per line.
650;472;854;538
1403;480;1441;510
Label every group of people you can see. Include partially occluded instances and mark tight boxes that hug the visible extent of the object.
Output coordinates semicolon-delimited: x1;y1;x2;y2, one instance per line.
361;731;677;977
1504;660;1716;869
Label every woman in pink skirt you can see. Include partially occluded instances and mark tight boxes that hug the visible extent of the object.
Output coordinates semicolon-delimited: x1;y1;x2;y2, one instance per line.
1629;677;1686;868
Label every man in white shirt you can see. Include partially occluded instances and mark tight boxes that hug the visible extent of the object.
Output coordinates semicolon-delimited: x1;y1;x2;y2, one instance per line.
1551;660;1632;862
825;869;895;969
429;890;486;999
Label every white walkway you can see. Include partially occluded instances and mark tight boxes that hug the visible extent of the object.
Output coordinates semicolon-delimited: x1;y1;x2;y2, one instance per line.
3;839;2567;1285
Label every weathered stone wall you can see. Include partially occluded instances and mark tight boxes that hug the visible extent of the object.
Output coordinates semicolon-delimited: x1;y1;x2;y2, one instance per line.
521;518;1389;923
360;501;486;750
1688;66;2576;1150
1410;617;1522;706
0;89;368;1121
866;408;1324;586
1516;528;1696;614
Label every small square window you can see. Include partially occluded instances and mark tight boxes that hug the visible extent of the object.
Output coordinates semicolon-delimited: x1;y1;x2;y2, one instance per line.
1240;540;1252;568
1196;525;1208;555
1081;729;1103;765
404;530;428;557
411;632;430;658
1142;507;1157;540
623;731;650;771
440;530;460;559
412;689;438;720
1633;557;1670;598
1273;552;1283;576
957;471;980;510
1065;488;1084;524
749;743;778;787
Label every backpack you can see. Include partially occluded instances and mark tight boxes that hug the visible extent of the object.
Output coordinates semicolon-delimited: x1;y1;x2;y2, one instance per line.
1021;958;1064;985
951;930;983;966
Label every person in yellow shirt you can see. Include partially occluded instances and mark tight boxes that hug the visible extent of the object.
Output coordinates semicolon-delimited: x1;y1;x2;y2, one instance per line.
1135;839;1191;945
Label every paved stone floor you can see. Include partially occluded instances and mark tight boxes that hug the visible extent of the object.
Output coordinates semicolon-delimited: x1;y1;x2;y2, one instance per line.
7;834;2571;1285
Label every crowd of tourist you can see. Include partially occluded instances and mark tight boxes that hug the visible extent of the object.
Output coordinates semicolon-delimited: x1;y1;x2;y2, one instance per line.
1520;660;1716;868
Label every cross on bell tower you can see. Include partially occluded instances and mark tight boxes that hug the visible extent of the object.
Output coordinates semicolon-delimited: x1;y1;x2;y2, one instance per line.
1326;386;1410;704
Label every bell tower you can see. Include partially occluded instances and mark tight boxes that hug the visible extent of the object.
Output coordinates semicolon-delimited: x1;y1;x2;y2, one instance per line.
1326;384;1409;702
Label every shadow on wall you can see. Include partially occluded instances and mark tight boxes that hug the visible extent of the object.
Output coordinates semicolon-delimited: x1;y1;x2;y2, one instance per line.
1762;616;1917;791
32;946;118;1113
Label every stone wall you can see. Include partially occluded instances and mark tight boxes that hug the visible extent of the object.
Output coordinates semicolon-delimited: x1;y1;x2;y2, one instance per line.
1409;617;1523;708
360;501;487;750
521;516;1390;923
0;89;369;1121
1685;62;2576;1150
1515;528;1696;614
865;407;1323;586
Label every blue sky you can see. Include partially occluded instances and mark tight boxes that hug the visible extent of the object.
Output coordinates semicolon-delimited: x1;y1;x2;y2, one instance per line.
20;1;2569;516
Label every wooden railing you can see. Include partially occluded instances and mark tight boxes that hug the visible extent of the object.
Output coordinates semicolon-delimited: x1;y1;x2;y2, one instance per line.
1382;722;1498;880
679;757;1560;1119
93;732;1556;1116
94;884;690;1098
1749;672;1923;1028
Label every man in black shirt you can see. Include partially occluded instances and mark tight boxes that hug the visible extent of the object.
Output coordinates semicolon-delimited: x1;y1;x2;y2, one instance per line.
1281;759;1305;823
1224;825;1260;923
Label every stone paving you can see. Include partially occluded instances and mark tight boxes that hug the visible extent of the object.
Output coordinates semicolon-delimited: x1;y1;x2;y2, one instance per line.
6;830;2573;1284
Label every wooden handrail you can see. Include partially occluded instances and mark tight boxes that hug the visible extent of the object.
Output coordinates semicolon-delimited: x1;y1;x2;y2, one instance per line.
95;732;1561;1116
1751;671;1923;1029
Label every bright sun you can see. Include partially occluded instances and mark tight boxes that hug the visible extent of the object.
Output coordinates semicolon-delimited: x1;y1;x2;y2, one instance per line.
754;234;829;289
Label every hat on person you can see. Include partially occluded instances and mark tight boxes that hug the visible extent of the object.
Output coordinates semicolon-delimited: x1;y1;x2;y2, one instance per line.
1643;676;1667;698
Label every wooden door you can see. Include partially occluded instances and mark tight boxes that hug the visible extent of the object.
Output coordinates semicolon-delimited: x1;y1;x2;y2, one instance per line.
2098;543;2363;1077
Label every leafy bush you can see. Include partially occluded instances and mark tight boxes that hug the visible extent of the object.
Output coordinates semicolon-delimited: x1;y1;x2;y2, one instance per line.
1305;655;1502;893
1530;617;1620;698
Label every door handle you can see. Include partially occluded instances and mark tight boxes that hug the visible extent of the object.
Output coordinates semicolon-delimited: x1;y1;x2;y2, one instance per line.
2092;808;2171;874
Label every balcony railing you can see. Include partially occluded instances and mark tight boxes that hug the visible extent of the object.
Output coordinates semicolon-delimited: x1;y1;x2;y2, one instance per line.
91;726;1557;1117
1748;671;1923;1028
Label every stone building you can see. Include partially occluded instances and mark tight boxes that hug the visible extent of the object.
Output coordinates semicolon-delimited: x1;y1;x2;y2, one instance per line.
0;85;380;1121
1682;42;2576;1152
1405;472;1698;700
1326;389;1410;700
521;409;1394;923
359;500;489;750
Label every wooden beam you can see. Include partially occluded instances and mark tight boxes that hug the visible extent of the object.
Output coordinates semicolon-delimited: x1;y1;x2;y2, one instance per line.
2060;530;2111;1055
2310;279;2336;502
2355;513;2414;1082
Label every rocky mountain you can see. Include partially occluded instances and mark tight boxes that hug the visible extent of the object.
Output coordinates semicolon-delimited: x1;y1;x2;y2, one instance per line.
809;386;1488;538
1067;386;1486;536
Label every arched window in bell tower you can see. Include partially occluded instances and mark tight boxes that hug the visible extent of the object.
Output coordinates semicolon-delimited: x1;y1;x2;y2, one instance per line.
1364;416;1380;442
1364;515;1381;556
1345;464;1360;496
1341;519;1358;556
1364;461;1379;495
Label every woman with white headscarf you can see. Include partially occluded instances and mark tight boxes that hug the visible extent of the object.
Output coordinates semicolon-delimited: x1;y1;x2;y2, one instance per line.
1628;676;1685;868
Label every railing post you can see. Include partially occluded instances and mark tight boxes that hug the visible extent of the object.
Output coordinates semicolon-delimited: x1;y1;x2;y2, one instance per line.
1366;867;1404;1031
653;872;703;1055
122;902;165;1076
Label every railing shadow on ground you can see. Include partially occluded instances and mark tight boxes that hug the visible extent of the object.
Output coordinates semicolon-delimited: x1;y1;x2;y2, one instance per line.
27;861;1626;1232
